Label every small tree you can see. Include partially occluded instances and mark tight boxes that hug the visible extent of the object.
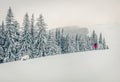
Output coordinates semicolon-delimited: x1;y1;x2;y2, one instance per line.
99;33;103;49
103;38;106;49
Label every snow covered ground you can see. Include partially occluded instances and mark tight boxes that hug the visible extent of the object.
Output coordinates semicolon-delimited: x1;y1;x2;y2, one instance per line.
0;25;120;82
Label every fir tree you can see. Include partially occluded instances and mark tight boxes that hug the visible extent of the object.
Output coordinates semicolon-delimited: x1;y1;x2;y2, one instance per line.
79;37;85;51
36;14;47;57
99;33;103;49
13;21;20;60
5;7;18;62
66;34;75;53
60;29;66;53
46;31;61;55
103;38;106;49
55;28;61;47
99;33;102;44
75;34;80;52
19;13;31;58
86;36;92;51
30;14;36;58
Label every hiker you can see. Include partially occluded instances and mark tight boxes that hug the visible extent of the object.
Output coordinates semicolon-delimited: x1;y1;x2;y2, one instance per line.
94;43;98;50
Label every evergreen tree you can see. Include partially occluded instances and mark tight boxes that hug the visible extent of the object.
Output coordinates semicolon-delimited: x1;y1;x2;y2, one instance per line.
19;13;31;58
5;7;18;62
99;33;102;44
55;28;61;47
36;14;47;57
75;34;80;52
78;37;85;51
60;29;66;53
103;38;106;49
30;14;36;58
82;38;87;51
13;21;20;60
46;31;61;55
86;36;92;51
65;35;75;53
98;33;103;49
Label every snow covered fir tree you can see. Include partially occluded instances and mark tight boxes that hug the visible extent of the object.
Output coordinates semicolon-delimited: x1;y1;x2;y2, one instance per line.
0;7;109;64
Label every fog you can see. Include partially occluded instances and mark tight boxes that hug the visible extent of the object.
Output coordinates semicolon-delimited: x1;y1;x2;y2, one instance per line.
0;0;120;28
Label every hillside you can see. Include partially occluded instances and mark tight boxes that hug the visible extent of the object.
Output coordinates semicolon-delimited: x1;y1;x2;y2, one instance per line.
0;25;120;82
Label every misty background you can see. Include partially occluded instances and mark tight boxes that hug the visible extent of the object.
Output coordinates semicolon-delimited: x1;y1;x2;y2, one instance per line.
0;0;120;28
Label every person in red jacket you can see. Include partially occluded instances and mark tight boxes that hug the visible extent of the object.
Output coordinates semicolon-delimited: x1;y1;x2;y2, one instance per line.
94;43;98;50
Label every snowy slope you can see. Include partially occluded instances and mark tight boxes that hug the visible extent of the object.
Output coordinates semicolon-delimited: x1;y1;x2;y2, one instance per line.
0;25;120;82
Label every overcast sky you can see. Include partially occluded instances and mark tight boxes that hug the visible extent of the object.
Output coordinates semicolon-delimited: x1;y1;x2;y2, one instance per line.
0;0;120;28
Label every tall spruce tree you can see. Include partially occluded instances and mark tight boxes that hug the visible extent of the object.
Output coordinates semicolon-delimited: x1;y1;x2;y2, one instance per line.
30;14;36;58
1;21;8;59
19;13;31;58
13;21;20;60
36;14;47;57
5;7;18;62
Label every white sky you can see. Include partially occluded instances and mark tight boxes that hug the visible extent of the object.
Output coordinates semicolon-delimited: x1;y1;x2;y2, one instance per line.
0;0;120;28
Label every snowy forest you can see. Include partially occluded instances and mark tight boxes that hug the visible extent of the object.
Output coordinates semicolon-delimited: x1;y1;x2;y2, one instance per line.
0;7;108;63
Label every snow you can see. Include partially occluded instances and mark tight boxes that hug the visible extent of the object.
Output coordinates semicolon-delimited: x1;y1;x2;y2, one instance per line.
21;55;29;61
0;25;120;82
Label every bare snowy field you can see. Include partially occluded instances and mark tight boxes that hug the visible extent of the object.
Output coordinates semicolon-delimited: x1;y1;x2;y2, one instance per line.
0;25;120;82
